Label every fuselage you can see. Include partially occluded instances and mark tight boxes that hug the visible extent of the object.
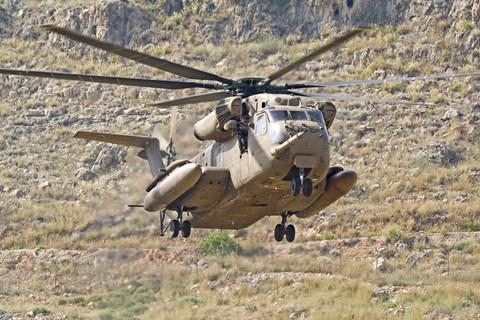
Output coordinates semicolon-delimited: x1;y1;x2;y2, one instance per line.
177;94;332;229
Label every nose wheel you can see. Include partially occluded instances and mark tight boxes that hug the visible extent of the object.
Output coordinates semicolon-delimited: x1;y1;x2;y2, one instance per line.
159;208;192;238
290;167;313;197
290;176;313;197
274;213;296;242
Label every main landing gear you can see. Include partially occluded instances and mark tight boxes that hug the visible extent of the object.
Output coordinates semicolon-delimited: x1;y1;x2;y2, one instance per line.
274;212;296;242
290;168;313;197
159;208;191;238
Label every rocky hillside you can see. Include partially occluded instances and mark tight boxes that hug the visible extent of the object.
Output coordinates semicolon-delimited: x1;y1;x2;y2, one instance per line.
1;0;479;44
0;0;479;319
0;0;479;244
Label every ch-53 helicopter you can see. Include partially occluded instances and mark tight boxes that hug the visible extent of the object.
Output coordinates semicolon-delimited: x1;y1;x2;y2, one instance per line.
2;25;479;242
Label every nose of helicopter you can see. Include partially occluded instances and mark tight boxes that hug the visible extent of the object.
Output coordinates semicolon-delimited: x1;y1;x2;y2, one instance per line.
290;124;329;168
270;120;329;168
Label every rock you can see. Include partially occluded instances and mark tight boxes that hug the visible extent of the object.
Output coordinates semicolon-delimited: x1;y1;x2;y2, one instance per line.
38;181;50;189
32;217;45;228
454;194;469;202
441;108;463;121
245;305;257;312
0;226;11;238
408;167;421;177
468;171;480;182
372;257;386;271
75;168;97;181
385;197;395;203
372;69;386;79
216;58;227;67
372;286;392;300
387;306;405;315
343;237;360;246
25;110;46;117
10;189;26;198
417;142;462;166
472;103;480;113
329;248;340;256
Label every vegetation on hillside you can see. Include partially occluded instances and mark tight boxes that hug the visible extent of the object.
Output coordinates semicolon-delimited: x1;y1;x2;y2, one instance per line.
0;0;479;318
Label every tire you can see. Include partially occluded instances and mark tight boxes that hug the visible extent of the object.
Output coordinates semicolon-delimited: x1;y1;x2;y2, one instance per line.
182;220;191;238
274;224;284;242
171;220;180;238
302;179;313;197
290;177;301;196
285;224;296;242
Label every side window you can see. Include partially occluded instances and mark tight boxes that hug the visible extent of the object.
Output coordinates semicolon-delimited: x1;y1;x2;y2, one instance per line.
255;114;267;136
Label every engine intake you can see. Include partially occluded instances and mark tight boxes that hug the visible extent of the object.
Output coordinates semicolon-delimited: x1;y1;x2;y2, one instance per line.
193;96;243;141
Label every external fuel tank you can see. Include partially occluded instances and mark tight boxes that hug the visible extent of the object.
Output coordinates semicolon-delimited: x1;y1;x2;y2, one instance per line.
143;163;202;212
295;170;357;218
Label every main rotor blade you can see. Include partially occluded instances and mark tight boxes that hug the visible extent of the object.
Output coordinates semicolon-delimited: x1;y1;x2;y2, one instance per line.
262;29;366;85
290;91;435;106
40;24;233;85
294;71;480;88
0;68;219;90
148;90;232;107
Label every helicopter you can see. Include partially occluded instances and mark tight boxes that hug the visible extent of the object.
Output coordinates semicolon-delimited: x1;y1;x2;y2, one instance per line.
1;25;479;242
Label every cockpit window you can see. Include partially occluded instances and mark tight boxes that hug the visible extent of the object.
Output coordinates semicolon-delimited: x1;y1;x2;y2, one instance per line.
255;114;267;136
309;111;326;124
290;111;307;120
267;110;289;122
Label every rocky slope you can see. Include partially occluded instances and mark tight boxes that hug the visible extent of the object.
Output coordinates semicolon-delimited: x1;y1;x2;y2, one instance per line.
2;231;480;319
0;0;479;318
2;0;479;44
0;0;478;235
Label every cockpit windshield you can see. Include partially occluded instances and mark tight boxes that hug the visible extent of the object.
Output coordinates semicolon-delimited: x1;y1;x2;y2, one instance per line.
267;110;289;122
290;111;308;120
308;111;326;125
267;109;326;124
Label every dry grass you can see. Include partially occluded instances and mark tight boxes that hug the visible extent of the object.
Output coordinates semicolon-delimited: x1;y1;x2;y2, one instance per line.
2;239;480;319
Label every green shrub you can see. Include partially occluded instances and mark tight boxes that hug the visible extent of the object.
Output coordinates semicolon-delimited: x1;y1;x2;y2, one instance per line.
198;230;240;257
65;312;81;320
467;221;480;232
98;313;120;320
33;307;50;316
387;229;403;243
322;232;334;240
179;295;203;306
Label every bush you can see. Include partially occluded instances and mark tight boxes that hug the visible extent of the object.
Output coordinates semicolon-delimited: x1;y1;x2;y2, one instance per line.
387;229;403;243
198;230;240;257
33;307;50;316
467;221;480;232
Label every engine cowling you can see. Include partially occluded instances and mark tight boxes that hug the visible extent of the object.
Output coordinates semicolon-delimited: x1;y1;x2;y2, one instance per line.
316;101;336;129
193;96;243;141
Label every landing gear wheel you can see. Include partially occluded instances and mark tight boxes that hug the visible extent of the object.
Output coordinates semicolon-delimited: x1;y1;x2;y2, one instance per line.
302;178;313;197
285;224;296;242
274;224;285;242
291;177;301;196
171;220;180;238
182;220;191;238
